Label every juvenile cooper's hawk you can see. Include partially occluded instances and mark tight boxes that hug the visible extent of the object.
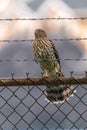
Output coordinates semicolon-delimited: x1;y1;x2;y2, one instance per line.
33;29;74;103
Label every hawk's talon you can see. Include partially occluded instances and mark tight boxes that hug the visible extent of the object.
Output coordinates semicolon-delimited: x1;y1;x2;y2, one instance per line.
44;74;48;78
56;72;60;77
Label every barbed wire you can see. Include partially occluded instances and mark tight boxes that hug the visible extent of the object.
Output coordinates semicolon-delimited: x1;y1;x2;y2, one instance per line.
0;58;87;63
0;17;87;21
0;37;87;43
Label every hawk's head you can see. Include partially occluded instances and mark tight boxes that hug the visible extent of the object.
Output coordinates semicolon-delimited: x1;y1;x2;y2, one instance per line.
34;29;47;39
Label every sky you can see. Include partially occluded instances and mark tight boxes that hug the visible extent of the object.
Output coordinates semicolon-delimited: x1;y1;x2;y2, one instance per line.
0;0;87;130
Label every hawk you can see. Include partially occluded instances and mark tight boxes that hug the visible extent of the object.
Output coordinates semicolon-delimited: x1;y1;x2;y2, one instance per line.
33;29;74;103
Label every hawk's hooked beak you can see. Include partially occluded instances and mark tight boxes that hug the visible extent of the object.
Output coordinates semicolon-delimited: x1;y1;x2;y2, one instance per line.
34;30;39;38
35;29;40;35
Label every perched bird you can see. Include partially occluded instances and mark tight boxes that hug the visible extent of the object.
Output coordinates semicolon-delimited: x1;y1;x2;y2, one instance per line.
33;29;74;103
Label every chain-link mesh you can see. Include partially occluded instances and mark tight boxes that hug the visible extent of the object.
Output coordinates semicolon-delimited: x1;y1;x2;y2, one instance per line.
0;76;87;130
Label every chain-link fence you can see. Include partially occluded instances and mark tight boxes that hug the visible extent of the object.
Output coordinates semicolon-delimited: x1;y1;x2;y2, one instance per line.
0;76;87;130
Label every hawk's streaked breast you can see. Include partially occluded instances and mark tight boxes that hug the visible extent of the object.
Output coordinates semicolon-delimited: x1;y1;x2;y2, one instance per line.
33;39;59;71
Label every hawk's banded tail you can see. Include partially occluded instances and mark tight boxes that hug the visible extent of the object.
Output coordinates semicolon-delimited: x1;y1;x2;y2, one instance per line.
45;84;75;103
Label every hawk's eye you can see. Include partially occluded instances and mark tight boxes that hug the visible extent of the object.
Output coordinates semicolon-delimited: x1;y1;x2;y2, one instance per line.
39;30;42;33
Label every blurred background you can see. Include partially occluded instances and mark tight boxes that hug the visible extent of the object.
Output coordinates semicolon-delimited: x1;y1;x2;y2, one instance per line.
0;0;87;130
0;0;87;77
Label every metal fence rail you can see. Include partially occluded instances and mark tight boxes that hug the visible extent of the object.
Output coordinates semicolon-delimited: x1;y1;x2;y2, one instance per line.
0;76;87;86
